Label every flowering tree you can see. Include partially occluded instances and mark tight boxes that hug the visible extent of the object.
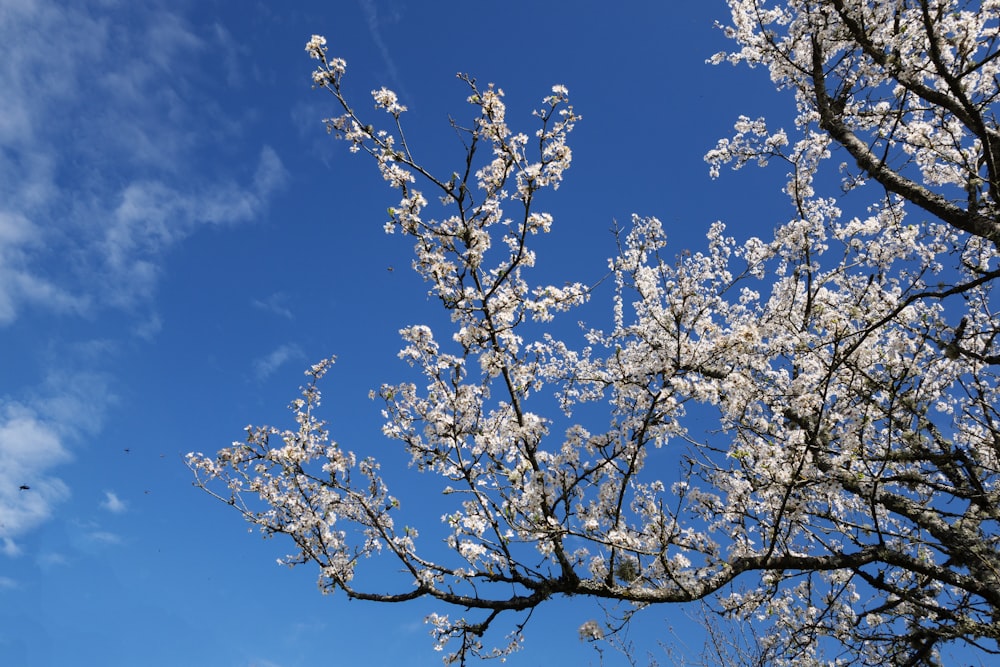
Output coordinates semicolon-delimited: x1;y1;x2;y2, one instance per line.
189;2;1000;665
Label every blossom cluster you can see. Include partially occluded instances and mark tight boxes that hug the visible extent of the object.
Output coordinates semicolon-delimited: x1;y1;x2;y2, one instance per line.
191;20;1000;665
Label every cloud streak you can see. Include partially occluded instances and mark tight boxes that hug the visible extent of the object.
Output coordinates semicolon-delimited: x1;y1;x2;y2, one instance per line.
0;0;290;550
0;371;84;552
358;0;408;98
101;491;127;514
252;292;295;320
0;0;289;324
0;371;115;556
253;344;305;382
101;145;289;307
0;404;72;553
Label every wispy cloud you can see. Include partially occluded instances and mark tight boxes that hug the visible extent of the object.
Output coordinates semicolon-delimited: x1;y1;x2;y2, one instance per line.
0;0;290;549
253;344;305;382
255;145;290;195
86;531;122;546
252;292;295;320
248;659;287;667
101;146;289;307
0;211;88;326
0;0;289;324
0;371;115;556
2;538;23;558
100;491;127;514
36;552;68;569
358;0;408;97
0;404;72;552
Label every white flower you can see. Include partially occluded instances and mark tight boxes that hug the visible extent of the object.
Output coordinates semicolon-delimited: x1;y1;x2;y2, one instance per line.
578;620;603;641
372;87;407;115
305;34;327;59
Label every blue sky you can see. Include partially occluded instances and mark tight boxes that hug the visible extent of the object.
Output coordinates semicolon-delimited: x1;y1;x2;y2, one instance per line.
0;1;805;665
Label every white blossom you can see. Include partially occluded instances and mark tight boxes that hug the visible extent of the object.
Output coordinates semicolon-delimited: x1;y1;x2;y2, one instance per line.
192;14;1000;665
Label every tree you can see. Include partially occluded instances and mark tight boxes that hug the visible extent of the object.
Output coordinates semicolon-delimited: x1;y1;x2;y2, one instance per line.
188;3;1000;664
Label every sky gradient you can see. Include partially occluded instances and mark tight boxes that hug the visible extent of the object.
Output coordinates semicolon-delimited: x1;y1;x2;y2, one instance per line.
1;1;840;665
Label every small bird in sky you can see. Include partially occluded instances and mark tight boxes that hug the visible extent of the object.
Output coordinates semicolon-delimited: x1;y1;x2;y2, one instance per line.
19;485;30;491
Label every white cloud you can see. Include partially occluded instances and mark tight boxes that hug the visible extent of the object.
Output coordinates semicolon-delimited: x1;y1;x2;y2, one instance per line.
0;1;288;325
359;0;405;95
255;145;290;196
0;2;111;324
0;405;73;551
253;344;305;382
86;531;122;546
0;0;290;550
36;372;116;440
0;211;87;326
0;372;114;556
101;491;127;514
248;660;286;667
252;292;294;320
1;538;23;558
133;312;164;340
36;552;68;569
100;145;288;308
144;11;205;72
